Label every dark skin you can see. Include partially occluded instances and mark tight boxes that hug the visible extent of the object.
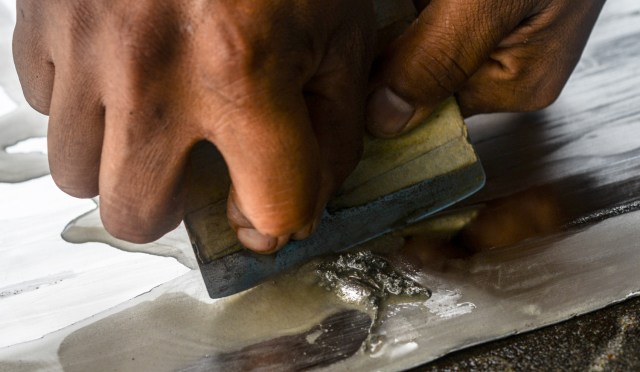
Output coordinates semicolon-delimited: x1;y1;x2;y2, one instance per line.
13;0;606;251
368;0;607;135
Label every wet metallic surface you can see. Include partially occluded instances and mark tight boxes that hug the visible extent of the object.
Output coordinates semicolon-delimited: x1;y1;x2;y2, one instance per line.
2;0;640;371
185;310;373;372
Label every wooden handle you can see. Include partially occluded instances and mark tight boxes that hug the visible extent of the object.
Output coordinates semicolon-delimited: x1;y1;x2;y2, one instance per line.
185;99;478;263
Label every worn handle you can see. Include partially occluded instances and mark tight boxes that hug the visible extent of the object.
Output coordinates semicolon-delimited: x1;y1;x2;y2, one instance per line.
184;98;478;264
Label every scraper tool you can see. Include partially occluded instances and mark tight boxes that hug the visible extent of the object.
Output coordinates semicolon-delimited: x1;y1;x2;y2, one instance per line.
183;1;486;298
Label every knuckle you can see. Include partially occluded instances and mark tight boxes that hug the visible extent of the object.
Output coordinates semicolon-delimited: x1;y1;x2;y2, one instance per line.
13;51;54;114
195;5;267;73
67;2;102;41
194;10;312;108
112;4;188;79
100;196;181;244
196;30;273;100
214;28;268;75
51;174;98;199
24;91;51;115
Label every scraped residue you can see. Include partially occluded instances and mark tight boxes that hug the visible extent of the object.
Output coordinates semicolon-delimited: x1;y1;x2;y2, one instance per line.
0;271;75;298
315;250;430;352
316;251;430;308
424;289;476;319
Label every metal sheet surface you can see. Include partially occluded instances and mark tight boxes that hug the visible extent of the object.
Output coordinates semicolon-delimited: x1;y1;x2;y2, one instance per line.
1;1;640;371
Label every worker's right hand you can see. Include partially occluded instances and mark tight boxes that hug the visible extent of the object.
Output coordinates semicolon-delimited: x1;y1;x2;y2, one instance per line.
13;0;376;251
367;0;606;137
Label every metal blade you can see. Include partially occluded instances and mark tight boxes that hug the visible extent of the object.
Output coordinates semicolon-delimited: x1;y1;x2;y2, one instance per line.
195;161;484;298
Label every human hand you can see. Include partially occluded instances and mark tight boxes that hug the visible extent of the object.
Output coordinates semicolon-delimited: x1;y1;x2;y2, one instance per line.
13;0;375;250
367;0;606;137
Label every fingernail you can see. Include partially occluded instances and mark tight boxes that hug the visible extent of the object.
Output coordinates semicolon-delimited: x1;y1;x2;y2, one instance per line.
237;228;277;253
367;87;415;136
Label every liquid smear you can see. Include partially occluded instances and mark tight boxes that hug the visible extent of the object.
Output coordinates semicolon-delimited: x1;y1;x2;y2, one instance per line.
61;203;199;270
0;80;50;183
315;250;431;353
0;4;51;184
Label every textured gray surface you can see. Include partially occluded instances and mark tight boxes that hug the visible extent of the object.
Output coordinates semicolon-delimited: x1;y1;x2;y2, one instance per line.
419;297;640;371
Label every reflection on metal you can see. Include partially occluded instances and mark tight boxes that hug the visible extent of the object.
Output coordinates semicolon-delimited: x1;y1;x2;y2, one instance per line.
2;1;640;371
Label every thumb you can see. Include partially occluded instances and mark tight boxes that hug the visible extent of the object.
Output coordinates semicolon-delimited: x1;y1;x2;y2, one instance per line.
367;0;537;137
207;84;321;252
